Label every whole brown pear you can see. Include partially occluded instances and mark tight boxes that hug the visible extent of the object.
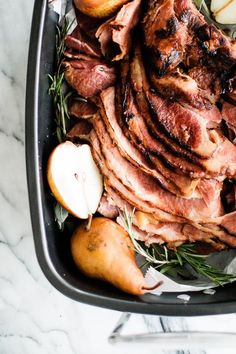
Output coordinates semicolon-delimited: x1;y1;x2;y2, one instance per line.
74;0;130;18
71;217;159;295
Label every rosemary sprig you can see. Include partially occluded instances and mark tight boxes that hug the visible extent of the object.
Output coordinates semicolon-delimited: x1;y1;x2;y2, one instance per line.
121;208;236;286
56;18;74;68
54;203;69;230
48;18;74;142
48;72;72;142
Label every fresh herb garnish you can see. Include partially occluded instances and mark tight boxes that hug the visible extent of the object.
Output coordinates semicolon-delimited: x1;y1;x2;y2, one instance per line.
54;203;69;230
48;71;72;142
48;17;82;142
121;208;236;285
48;18;73;142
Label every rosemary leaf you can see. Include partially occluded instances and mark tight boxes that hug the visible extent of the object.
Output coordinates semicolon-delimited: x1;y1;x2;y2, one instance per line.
54;203;68;230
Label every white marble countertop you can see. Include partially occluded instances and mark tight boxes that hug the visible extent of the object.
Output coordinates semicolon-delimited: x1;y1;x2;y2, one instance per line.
1;1;236;353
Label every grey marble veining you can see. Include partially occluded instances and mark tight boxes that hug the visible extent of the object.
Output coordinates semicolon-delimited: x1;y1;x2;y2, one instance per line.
1;1;236;353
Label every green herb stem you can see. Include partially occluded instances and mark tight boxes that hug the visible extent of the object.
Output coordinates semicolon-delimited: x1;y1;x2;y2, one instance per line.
48;18;75;142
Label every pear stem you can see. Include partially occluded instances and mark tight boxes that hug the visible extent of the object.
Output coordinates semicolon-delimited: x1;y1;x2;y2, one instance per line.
86;214;93;231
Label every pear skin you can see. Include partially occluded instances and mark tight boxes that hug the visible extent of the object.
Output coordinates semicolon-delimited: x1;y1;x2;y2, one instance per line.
71;217;160;295
74;0;130;18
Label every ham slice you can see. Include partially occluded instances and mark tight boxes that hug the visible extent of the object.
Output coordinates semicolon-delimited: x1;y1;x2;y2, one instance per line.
222;102;236;128
97;194;119;218
220;211;236;236
106;191;228;249
66;120;92;141
146;91;220;158
64;59;116;98
96;0;142;60
69;101;97;119
150;70;214;110
65;26;101;58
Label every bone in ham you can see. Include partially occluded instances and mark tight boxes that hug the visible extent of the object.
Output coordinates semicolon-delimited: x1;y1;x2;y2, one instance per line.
63;0;236;250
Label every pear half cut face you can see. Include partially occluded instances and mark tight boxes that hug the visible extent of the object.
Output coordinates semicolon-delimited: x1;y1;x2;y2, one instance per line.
211;0;236;24
48;142;103;219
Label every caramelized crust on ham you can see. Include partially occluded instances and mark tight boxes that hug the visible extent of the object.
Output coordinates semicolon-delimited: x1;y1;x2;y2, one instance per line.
143;0;189;76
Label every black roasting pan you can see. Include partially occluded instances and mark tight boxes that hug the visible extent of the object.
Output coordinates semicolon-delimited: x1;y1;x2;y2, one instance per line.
25;0;236;316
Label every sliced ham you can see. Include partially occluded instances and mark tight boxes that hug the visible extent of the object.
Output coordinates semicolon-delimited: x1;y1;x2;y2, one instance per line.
143;0;189;76
69;100;97;119
110;0;141;61
188;66;221;103
62;2;236;248
146;91;220;159
97;194;119;218
107;192;228;249
99;86;199;196
96;19;113;57
96;0;142;60
65;26;101;58
66;120;92;141
123;81;206;178
220;211;236;236
64;59;116;98
175;0;236;67
196;179;223;208
92;140;236;244
91;130;189;224
150;70;214;110
130;48;236;178
75;8;102;39
92;113;224;222
222;102;236;128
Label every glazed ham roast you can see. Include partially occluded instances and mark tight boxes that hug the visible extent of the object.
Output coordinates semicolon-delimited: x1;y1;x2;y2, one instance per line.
64;0;236;250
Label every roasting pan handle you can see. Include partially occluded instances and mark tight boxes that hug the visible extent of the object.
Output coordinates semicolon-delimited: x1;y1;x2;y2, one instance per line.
108;313;236;349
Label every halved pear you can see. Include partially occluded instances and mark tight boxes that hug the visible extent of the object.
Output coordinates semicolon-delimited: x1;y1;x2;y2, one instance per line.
74;0;129;18
215;1;236;24
210;0;230;13
47;142;103;219
211;0;236;24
